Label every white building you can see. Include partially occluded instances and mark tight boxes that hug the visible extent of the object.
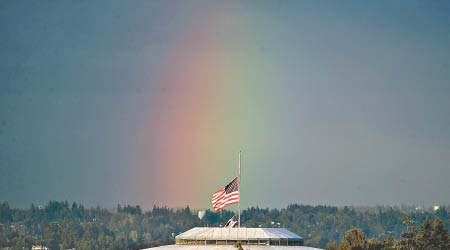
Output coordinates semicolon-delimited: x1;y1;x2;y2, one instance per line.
142;227;322;250
32;246;49;250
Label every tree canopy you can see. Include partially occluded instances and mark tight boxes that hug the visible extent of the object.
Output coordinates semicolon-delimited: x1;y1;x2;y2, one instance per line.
0;201;448;250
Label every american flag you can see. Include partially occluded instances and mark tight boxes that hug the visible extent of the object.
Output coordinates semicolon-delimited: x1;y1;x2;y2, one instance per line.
225;216;238;228
211;177;239;212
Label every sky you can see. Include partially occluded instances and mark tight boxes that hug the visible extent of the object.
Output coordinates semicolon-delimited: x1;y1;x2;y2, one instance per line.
1;0;449;210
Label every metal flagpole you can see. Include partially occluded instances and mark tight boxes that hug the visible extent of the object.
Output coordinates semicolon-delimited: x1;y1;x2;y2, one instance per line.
238;150;241;228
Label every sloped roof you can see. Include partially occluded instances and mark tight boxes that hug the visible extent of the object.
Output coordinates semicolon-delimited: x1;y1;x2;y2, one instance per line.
176;227;303;241
142;245;321;250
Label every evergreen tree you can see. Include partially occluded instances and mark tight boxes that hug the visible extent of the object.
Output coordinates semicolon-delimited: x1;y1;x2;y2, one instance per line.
0;234;6;248
0;201;448;249
23;234;35;249
382;236;395;249
414;218;433;249
431;216;449;249
325;241;338;250
339;228;368;250
397;217;418;250
367;238;384;250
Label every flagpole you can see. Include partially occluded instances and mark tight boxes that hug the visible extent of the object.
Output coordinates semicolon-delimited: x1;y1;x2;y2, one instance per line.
238;150;241;228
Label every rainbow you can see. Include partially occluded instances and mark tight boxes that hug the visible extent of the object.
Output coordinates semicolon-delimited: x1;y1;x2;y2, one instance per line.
139;7;282;209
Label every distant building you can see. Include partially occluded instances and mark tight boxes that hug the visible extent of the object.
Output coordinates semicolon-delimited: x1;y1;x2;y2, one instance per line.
32;246;49;250
433;205;440;211
198;210;206;220
142;227;322;250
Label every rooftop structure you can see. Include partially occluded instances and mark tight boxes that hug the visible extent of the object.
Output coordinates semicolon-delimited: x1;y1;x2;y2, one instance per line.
176;227;303;246
142;227;322;250
32;246;49;250
143;245;322;250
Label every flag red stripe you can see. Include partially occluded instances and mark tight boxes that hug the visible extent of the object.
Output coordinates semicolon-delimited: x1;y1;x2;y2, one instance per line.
213;196;239;210
213;189;225;196
215;195;239;206
213;193;239;207
211;178;239;212
213;195;239;209
214;200;239;210
213;194;238;206
214;200;239;212
211;191;226;202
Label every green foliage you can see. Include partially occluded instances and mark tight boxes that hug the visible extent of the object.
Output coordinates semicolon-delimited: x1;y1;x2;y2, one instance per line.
367;238;384;250
431;217;449;250
339;228;367;250
331;217;450;250
397;217;418;250
414;218;433;249
0;201;449;249
325;241;338;250
382;236;395;249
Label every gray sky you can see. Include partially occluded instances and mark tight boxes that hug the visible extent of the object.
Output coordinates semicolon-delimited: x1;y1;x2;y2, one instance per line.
1;1;449;209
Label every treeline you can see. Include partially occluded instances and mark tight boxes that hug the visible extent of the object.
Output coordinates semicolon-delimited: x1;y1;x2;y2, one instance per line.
325;217;449;249
242;204;449;247
0;201;449;249
0;201;229;250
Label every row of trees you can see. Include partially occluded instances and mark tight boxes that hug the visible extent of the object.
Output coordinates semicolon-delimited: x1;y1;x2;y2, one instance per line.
325;216;449;250
0;201;448;249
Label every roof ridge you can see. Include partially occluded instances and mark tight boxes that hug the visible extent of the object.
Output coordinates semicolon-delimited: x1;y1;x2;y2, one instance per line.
175;227;303;241
261;228;272;239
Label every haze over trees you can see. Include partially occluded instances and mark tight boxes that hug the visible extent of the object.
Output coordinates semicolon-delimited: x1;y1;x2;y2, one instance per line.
0;201;448;250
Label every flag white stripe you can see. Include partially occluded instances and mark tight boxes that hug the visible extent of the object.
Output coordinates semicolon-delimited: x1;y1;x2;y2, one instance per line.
215;200;239;211
213;190;225;197
213;193;238;205
213;196;239;210
212;191;225;200
211;177;239;212
212;192;226;203
215;199;239;209
215;195;239;206
213;192;238;203
213;194;239;210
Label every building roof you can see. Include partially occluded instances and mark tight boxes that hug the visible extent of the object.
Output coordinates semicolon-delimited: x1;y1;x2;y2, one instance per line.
142;245;322;250
176;227;303;241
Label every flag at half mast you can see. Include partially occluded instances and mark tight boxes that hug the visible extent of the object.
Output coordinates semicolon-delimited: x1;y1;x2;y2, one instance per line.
211;177;239;212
